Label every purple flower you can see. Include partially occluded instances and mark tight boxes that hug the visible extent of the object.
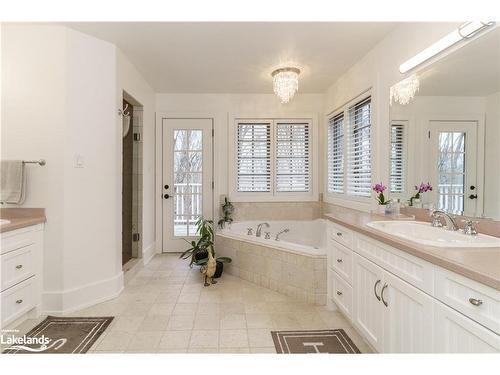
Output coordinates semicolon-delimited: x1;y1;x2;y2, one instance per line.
415;182;432;193
372;183;386;194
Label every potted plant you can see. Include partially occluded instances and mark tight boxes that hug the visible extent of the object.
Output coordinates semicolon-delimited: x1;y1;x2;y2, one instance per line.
179;217;232;286
372;182;390;214
409;182;432;207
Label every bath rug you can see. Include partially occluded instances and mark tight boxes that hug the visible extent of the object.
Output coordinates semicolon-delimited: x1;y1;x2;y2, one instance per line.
2;316;113;354
271;329;361;354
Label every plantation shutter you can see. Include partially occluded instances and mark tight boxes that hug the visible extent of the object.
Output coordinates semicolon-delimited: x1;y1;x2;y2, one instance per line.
275;121;310;192
327;113;344;193
390;123;406;193
347;97;372;197
237;122;271;192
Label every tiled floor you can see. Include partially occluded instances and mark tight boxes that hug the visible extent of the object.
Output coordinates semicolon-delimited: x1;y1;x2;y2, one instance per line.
8;254;372;354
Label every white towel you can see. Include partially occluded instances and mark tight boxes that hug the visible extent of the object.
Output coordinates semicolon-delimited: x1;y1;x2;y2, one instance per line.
0;160;25;204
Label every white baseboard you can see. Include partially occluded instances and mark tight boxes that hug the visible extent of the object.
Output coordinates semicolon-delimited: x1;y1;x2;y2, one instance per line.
142;242;156;266
42;271;124;315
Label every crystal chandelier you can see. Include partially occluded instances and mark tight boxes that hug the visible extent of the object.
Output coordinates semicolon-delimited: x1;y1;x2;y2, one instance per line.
390;74;420;106
272;67;300;104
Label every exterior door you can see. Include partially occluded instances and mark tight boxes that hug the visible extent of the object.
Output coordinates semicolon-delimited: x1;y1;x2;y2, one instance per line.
352;252;385;352
382;271;435;353
162;118;213;252
429;121;478;216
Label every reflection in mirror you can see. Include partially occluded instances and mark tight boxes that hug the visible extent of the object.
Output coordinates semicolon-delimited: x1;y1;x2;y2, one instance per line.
389;27;500;219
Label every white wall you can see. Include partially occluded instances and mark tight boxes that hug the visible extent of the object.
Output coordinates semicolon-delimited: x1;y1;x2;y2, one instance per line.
322;22;461;211
1;24;123;313
155;93;324;249
117;49;156;262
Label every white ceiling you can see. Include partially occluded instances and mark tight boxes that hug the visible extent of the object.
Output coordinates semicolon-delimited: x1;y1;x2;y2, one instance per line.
416;27;500;97
67;22;397;93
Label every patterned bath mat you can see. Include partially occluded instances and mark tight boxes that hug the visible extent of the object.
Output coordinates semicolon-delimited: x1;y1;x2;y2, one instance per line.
2;316;113;354
271;329;361;354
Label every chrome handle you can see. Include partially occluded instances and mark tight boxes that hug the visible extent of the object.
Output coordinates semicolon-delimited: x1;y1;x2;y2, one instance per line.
373;280;381;301
336;232;343;236
336;258;343;263
336;291;343;296
16;264;23;269
16;299;23;304
247;228;253;235
469;298;483;306
381;283;388;307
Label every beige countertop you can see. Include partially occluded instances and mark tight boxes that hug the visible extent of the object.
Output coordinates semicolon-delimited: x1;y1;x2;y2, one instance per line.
0;208;46;233
323;206;500;291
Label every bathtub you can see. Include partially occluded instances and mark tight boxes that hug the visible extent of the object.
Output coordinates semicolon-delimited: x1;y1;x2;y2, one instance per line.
218;219;327;257
216;219;327;305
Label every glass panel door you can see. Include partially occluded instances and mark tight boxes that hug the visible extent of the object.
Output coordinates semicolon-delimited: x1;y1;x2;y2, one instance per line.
162;118;213;252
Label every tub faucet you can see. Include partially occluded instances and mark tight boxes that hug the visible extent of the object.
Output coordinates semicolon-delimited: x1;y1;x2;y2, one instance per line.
275;228;290;241
430;210;459;231
255;222;270;237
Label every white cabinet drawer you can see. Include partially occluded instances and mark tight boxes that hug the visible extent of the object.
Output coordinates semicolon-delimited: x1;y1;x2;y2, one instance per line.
329;222;353;249
1;244;36;292
331;242;353;285
354;234;434;294
434;269;500;335
331;270;353;320
1;277;36;326
0;227;36;255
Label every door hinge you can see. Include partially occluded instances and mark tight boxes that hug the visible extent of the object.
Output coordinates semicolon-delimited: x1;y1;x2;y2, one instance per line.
428;130;431;139
211;129;214;137
211;181;214;189
132;233;140;242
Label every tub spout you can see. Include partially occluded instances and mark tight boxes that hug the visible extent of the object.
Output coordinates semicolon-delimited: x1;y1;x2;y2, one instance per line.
275;228;290;241
256;222;270;237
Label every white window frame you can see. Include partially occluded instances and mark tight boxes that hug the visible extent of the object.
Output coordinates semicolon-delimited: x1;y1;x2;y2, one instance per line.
324;91;373;208
228;114;318;202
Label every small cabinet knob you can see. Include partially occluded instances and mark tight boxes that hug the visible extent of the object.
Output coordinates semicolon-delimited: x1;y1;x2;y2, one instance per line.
336;232;343;236
336;258;343;263
336;291;343;296
469;298;483;306
16;264;23;269
16;299;23;304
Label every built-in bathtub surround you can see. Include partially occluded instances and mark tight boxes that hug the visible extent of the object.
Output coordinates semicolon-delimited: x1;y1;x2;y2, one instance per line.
230;201;322;222
216;220;327;305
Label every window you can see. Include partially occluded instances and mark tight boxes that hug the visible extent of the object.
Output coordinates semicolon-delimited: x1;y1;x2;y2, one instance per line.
390;122;406;194
347;97;372;197
237;122;271;192
275;122;310;192
327;113;344;193
235;119;312;196
326;93;372;201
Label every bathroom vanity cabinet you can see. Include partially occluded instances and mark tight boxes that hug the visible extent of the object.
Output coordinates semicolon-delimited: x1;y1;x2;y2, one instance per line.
327;221;500;353
1;224;44;327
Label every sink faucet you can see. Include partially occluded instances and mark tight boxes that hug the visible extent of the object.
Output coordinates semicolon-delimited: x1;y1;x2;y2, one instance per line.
255;222;270;237
275;228;290;241
430;210;459;231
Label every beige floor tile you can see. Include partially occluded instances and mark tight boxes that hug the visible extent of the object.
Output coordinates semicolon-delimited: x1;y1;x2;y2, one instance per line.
188;348;219;353
156;348;188;353
159;330;192;349
178;292;201;304
247;328;275;348
172;303;198;316
220;314;247;330
110;316;145;332
219;347;251;353
138;316;169;331
96;331;133;351
246;313;274;329
167;315;195;330
219;329;249;348
196;303;220;316
294;313;330;329
271;313;301;330
244;302;269;314
148;303;175;316
189;330;219;348
250;347;277;353
127;332;163;351
220;302;245;315
194;314;221;330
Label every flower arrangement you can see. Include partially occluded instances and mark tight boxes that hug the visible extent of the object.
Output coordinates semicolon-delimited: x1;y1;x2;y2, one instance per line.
410;182;432;206
372;183;389;205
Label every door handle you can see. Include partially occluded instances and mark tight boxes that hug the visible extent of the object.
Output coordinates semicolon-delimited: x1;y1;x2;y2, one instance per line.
163;194;170;199
469;194;478;199
381;283;388;307
373;279;381;301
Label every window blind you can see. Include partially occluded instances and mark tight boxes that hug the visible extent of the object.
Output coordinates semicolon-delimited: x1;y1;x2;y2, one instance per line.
347;97;372;197
237;122;271;192
275;122;310;192
327;113;344;193
390;123;406;193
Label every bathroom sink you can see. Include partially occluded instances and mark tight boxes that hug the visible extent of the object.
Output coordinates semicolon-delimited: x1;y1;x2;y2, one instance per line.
366;221;500;248
0;219;11;226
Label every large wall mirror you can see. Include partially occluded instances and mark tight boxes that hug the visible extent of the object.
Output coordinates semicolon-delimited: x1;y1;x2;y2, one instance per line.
389;26;500;220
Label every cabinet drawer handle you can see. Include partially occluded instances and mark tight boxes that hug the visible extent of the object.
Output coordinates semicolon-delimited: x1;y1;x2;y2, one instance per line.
469;298;483;306
336;232;343;237
373;279;381;301
16;264;23;269
336;258;343;263
16;299;23;304
381;283;388;307
336;291;343;296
